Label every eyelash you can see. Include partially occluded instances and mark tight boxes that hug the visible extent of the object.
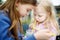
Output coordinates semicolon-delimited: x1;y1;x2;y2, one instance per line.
38;15;42;17
27;9;31;12
27;10;29;12
34;14;42;17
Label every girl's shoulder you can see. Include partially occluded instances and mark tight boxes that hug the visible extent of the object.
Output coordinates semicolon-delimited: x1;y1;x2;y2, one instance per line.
0;10;11;24
0;10;9;16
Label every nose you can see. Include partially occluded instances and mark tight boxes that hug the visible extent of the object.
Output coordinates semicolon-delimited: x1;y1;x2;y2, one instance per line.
24;13;29;17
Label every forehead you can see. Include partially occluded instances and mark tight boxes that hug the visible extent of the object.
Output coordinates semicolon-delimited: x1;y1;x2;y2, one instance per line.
21;4;35;9
37;5;46;12
34;6;47;15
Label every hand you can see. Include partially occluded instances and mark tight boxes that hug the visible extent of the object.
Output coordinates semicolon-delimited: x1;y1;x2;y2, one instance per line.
34;29;52;40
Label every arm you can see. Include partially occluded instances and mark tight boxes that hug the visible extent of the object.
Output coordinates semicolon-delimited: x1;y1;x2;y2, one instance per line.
0;11;15;40
24;34;36;40
0;11;36;40
18;24;36;40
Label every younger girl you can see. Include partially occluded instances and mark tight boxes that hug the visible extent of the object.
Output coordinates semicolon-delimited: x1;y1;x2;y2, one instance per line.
29;0;59;40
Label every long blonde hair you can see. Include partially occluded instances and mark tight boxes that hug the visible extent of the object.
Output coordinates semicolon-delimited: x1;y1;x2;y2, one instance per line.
0;0;37;40
39;0;59;33
30;0;59;34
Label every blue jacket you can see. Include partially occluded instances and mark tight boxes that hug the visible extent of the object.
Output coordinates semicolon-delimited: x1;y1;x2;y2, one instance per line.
0;10;36;40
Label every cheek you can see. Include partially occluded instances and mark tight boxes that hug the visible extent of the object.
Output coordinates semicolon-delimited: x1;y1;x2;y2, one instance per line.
35;15;47;22
17;5;28;16
41;16;46;21
19;8;27;16
35;16;40;22
40;15;47;21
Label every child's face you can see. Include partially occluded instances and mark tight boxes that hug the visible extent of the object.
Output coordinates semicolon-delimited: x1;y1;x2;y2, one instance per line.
16;3;35;17
34;5;47;23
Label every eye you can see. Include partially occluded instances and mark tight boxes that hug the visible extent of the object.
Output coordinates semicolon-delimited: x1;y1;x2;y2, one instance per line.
38;15;42;17
27;9;31;12
27;10;30;12
34;14;36;16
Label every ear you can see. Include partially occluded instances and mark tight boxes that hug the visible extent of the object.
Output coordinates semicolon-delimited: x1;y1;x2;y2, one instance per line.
15;2;19;7
15;0;19;7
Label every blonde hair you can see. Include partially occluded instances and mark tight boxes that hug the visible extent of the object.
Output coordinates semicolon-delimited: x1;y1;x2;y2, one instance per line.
30;0;59;34
39;0;59;33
